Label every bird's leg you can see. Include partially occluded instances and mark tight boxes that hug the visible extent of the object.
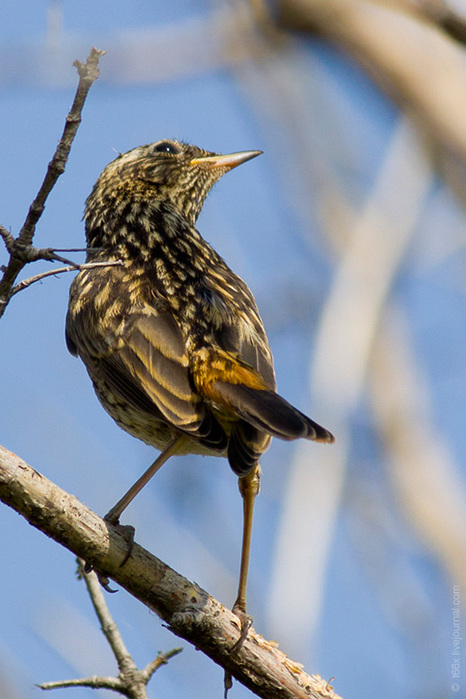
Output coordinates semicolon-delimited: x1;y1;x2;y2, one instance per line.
102;435;187;568
231;463;261;651
104;434;187;524
224;465;261;692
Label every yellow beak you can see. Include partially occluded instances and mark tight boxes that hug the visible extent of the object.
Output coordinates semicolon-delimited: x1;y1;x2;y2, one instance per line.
190;150;262;170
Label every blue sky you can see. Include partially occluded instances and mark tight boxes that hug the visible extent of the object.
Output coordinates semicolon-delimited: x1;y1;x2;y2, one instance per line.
1;3;465;698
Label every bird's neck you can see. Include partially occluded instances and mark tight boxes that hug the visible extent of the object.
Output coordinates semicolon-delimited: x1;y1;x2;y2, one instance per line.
85;194;218;276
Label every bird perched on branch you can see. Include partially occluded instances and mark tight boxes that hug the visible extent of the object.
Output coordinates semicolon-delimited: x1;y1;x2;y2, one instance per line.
66;139;334;639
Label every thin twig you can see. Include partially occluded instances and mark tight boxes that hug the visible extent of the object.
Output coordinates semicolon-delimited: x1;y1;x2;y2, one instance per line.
0;47;105;318
79;559;140;674
140;648;184;682
38;677;123;692
52;247;93;253
10;260;122;296
18;47;106;248
38;646;183;695
38;560;182;696
0;224;15;252
39;560;184;697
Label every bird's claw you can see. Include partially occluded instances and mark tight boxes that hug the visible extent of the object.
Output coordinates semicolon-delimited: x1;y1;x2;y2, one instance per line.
81;517;135;592
116;523;136;567
80;561;118;593
230;608;253;654
96;570;118;593
103;512;136;568
83;560;94;575
224;608;253;695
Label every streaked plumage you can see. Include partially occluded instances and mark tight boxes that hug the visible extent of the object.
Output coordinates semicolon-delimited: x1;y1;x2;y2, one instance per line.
66;139;334;632
66;139;333;478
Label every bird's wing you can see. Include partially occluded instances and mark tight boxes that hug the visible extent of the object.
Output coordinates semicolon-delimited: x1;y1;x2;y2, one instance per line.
189;278;333;474
212;318;276;390
66;290;227;452
189;282;276;473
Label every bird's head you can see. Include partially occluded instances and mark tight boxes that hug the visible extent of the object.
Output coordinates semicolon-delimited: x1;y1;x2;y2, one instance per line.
86;139;262;232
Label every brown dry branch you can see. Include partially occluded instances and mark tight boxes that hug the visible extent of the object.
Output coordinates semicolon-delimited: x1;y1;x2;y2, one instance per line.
37;560;182;697
0;444;342;699
0;47;105;319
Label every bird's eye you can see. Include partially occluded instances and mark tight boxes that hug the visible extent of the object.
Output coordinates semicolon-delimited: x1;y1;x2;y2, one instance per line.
153;141;179;155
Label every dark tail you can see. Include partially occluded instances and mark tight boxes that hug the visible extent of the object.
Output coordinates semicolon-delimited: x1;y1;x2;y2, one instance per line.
214;381;334;444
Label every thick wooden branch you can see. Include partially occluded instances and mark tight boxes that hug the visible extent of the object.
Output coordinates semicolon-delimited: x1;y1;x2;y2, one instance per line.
0;444;341;699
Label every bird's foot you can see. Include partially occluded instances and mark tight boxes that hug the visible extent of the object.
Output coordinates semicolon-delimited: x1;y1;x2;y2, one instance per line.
230;605;253;654
95;570;118;593
80;560;118;593
224;606;253;696
82;515;135;591
103;511;136;568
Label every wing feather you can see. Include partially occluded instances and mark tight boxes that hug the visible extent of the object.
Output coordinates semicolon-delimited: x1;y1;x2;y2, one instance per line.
66;282;227;451
116;316;201;430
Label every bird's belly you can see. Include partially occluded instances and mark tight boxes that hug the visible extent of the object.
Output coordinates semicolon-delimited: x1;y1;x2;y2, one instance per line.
92;378;225;457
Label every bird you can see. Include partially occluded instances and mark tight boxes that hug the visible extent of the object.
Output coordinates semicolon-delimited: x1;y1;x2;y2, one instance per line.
66;138;334;641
